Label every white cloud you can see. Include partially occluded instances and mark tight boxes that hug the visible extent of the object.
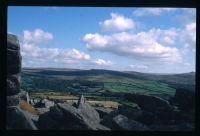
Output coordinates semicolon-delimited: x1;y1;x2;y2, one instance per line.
92;59;113;66
99;13;135;32
133;8;177;16
23;29;53;44
21;45;91;63
179;22;196;51
20;29;92;67
21;29;115;68
83;31;182;63
148;28;177;45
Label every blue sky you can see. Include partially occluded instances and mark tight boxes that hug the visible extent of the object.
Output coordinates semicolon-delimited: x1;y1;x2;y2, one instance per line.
8;7;196;73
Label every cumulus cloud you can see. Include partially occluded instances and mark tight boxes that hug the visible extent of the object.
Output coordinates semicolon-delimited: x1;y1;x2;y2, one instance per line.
23;29;53;44
21;45;91;63
148;28;177;45
20;29;92;67
99;13;135;32
133;8;177;16
83;31;182;63
92;59;113;66
180;22;196;51
21;29;114;68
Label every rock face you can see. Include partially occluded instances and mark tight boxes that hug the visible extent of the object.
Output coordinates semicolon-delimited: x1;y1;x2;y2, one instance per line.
174;88;195;111
7;91;30;106
77;94;86;107
117;105;143;121
7;34;38;130
112;115;151;131
7;106;38;130
38;95;110;130
7;34;21;95
7;74;21;96
34;99;55;108
124;93;173;113
95;107;113;118
76;96;101;124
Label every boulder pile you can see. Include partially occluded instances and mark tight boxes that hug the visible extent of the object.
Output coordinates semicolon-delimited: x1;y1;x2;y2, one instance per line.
38;95;110;130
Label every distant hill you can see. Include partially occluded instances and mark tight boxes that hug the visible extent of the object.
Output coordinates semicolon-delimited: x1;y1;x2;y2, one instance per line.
22;68;195;95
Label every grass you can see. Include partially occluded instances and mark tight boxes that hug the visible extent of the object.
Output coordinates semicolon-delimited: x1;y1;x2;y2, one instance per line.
102;79;175;98
30;92;79;100
87;100;120;109
22;69;193;104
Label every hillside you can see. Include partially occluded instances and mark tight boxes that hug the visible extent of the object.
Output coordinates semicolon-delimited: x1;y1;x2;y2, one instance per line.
21;68;195;102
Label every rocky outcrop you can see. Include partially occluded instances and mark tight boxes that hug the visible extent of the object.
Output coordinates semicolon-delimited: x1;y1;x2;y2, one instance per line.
34;99;54;108
7;34;22;96
76;96;101;124
124;93;173;114
173;88;195;111
103;114;151;131
7;91;30;106
117;105;143;121
95;107;113;118
77;94;86;107
7;34;38;130
7;106;38;130
38;95;110;130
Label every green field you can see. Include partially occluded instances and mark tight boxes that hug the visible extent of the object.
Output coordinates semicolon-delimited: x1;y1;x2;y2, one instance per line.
21;68;195;108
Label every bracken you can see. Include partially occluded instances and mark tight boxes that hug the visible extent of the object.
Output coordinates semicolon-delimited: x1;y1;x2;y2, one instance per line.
20;101;38;115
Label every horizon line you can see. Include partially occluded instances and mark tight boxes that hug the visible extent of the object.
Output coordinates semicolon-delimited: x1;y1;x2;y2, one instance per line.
22;66;195;75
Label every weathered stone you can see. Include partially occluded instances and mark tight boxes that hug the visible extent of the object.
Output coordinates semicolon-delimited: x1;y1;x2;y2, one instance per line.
34;99;54;108
174;88;195;111
44;100;54;108
100;110;118;128
95;107;113;118
19;91;30;102
7;95;20;106
137;110;157;125
32;98;40;105
38;105;67;129
7;49;21;75
7;74;21;95
57;103;92;129
7;91;30;106
39;103;91;130
77;102;101;124
34;100;45;108
124;93;173;113
117;105;143;121
77;94;86;108
7;106;38;130
38;100;110;130
38;112;61;129
7;33;20;50
35;108;50;115
112;115;151;131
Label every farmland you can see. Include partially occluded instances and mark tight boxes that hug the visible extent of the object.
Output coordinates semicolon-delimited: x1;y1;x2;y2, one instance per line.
21;68;195;109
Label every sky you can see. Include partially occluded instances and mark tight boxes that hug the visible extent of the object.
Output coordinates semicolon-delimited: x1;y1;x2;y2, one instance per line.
8;7;196;73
